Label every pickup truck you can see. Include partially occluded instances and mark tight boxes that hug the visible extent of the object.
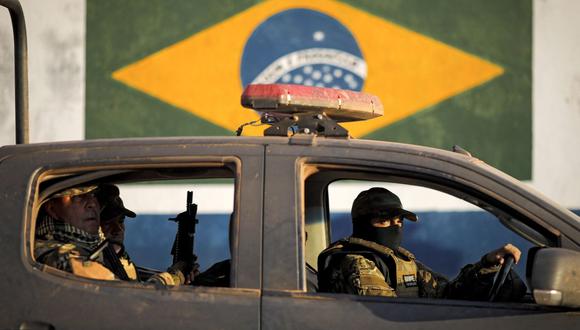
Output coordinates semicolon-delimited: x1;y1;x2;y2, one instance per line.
1;1;578;329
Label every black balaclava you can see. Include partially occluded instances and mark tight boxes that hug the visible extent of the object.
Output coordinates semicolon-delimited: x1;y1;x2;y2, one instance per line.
351;187;418;250
352;218;403;250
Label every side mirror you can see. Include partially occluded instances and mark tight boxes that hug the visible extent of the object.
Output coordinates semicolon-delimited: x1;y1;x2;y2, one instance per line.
527;247;580;308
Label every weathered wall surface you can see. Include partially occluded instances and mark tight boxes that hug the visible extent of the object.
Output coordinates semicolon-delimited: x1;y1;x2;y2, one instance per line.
0;0;579;209
0;0;85;144
532;0;580;209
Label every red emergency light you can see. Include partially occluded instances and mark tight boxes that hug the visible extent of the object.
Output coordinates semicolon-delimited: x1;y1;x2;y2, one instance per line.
241;84;383;122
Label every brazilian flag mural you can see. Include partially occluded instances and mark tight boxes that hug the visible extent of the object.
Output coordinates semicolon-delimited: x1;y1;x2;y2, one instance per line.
87;0;531;179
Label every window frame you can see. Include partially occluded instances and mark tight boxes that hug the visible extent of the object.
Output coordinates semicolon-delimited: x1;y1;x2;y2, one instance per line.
29;158;248;290
303;162;559;277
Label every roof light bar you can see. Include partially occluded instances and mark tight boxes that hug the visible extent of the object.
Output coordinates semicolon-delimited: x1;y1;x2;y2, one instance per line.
241;84;383;122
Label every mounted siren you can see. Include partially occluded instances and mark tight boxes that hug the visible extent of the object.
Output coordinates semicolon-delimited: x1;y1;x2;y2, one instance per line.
240;84;383;137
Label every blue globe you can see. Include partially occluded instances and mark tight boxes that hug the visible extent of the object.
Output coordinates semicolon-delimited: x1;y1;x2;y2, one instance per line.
241;8;366;91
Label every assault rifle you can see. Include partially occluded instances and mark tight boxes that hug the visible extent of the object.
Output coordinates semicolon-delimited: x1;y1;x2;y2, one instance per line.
168;191;198;277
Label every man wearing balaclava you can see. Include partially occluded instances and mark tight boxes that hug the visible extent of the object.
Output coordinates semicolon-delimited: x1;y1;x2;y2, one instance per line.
318;187;527;301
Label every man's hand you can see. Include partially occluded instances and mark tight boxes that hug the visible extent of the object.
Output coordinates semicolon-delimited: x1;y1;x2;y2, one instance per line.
167;258;200;285
185;262;200;285
483;243;521;266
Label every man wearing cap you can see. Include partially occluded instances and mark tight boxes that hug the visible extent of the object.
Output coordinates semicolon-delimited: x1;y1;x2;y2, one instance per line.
35;184;196;286
318;187;526;301
97;184;139;281
97;183;199;286
35;186;116;280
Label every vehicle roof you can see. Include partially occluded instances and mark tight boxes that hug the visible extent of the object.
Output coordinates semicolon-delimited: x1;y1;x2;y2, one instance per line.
0;135;480;159
0;134;558;198
1;135;578;229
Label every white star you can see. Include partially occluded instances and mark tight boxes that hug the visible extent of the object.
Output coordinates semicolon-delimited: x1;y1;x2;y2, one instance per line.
293;74;304;84
313;31;325;42
323;73;333;83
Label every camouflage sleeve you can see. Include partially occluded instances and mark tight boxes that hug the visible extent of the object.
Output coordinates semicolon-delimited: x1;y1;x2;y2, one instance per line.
147;271;185;287
146;261;188;286
333;254;396;297
34;241;78;273
416;261;449;298
119;257;139;281
446;258;528;301
445;259;501;300
34;241;117;281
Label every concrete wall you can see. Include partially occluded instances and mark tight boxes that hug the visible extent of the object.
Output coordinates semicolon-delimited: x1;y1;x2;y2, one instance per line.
0;0;85;144
532;0;580;209
1;0;579;210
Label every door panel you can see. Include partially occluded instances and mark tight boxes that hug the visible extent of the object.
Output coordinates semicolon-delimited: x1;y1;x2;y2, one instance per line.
261;142;579;329
0;140;264;329
262;292;579;330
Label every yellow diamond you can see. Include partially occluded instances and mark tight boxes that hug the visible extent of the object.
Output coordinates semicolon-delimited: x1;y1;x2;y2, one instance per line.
113;0;503;137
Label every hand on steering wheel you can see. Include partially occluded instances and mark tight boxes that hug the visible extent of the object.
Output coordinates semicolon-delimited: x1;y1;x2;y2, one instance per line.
488;254;515;301
483;244;520;302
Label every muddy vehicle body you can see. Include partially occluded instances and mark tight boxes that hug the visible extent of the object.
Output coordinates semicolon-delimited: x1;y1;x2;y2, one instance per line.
1;133;580;329
1;1;579;329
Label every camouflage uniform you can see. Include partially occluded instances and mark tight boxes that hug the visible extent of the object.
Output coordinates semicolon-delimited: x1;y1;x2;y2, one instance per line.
96;183;188;286
117;250;139;281
318;236;526;300
36;213;189;285
318;187;526;301
97;242;140;281
35;214;116;281
36;183;188;286
96;184;140;281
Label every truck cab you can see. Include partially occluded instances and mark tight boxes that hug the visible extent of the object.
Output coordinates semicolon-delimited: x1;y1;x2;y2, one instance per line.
1;84;579;329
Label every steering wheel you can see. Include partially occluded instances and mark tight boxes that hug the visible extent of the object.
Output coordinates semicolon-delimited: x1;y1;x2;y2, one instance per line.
488;254;515;302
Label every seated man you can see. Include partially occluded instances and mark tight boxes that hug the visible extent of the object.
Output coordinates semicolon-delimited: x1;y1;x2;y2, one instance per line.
97;183;199;286
97;183;139;281
35;186;116;280
318;187;527;301
36;184;195;286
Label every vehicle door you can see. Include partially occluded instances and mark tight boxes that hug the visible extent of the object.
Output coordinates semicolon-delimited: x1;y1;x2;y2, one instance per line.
261;139;579;330
0;139;263;330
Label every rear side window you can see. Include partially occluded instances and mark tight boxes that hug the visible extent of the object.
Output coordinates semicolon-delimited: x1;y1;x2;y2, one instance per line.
120;179;233;273
32;165;238;289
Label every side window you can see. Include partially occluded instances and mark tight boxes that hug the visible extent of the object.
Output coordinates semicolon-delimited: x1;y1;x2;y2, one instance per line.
327;181;534;278
120;179;234;279
33;167;236;289
304;170;541;302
